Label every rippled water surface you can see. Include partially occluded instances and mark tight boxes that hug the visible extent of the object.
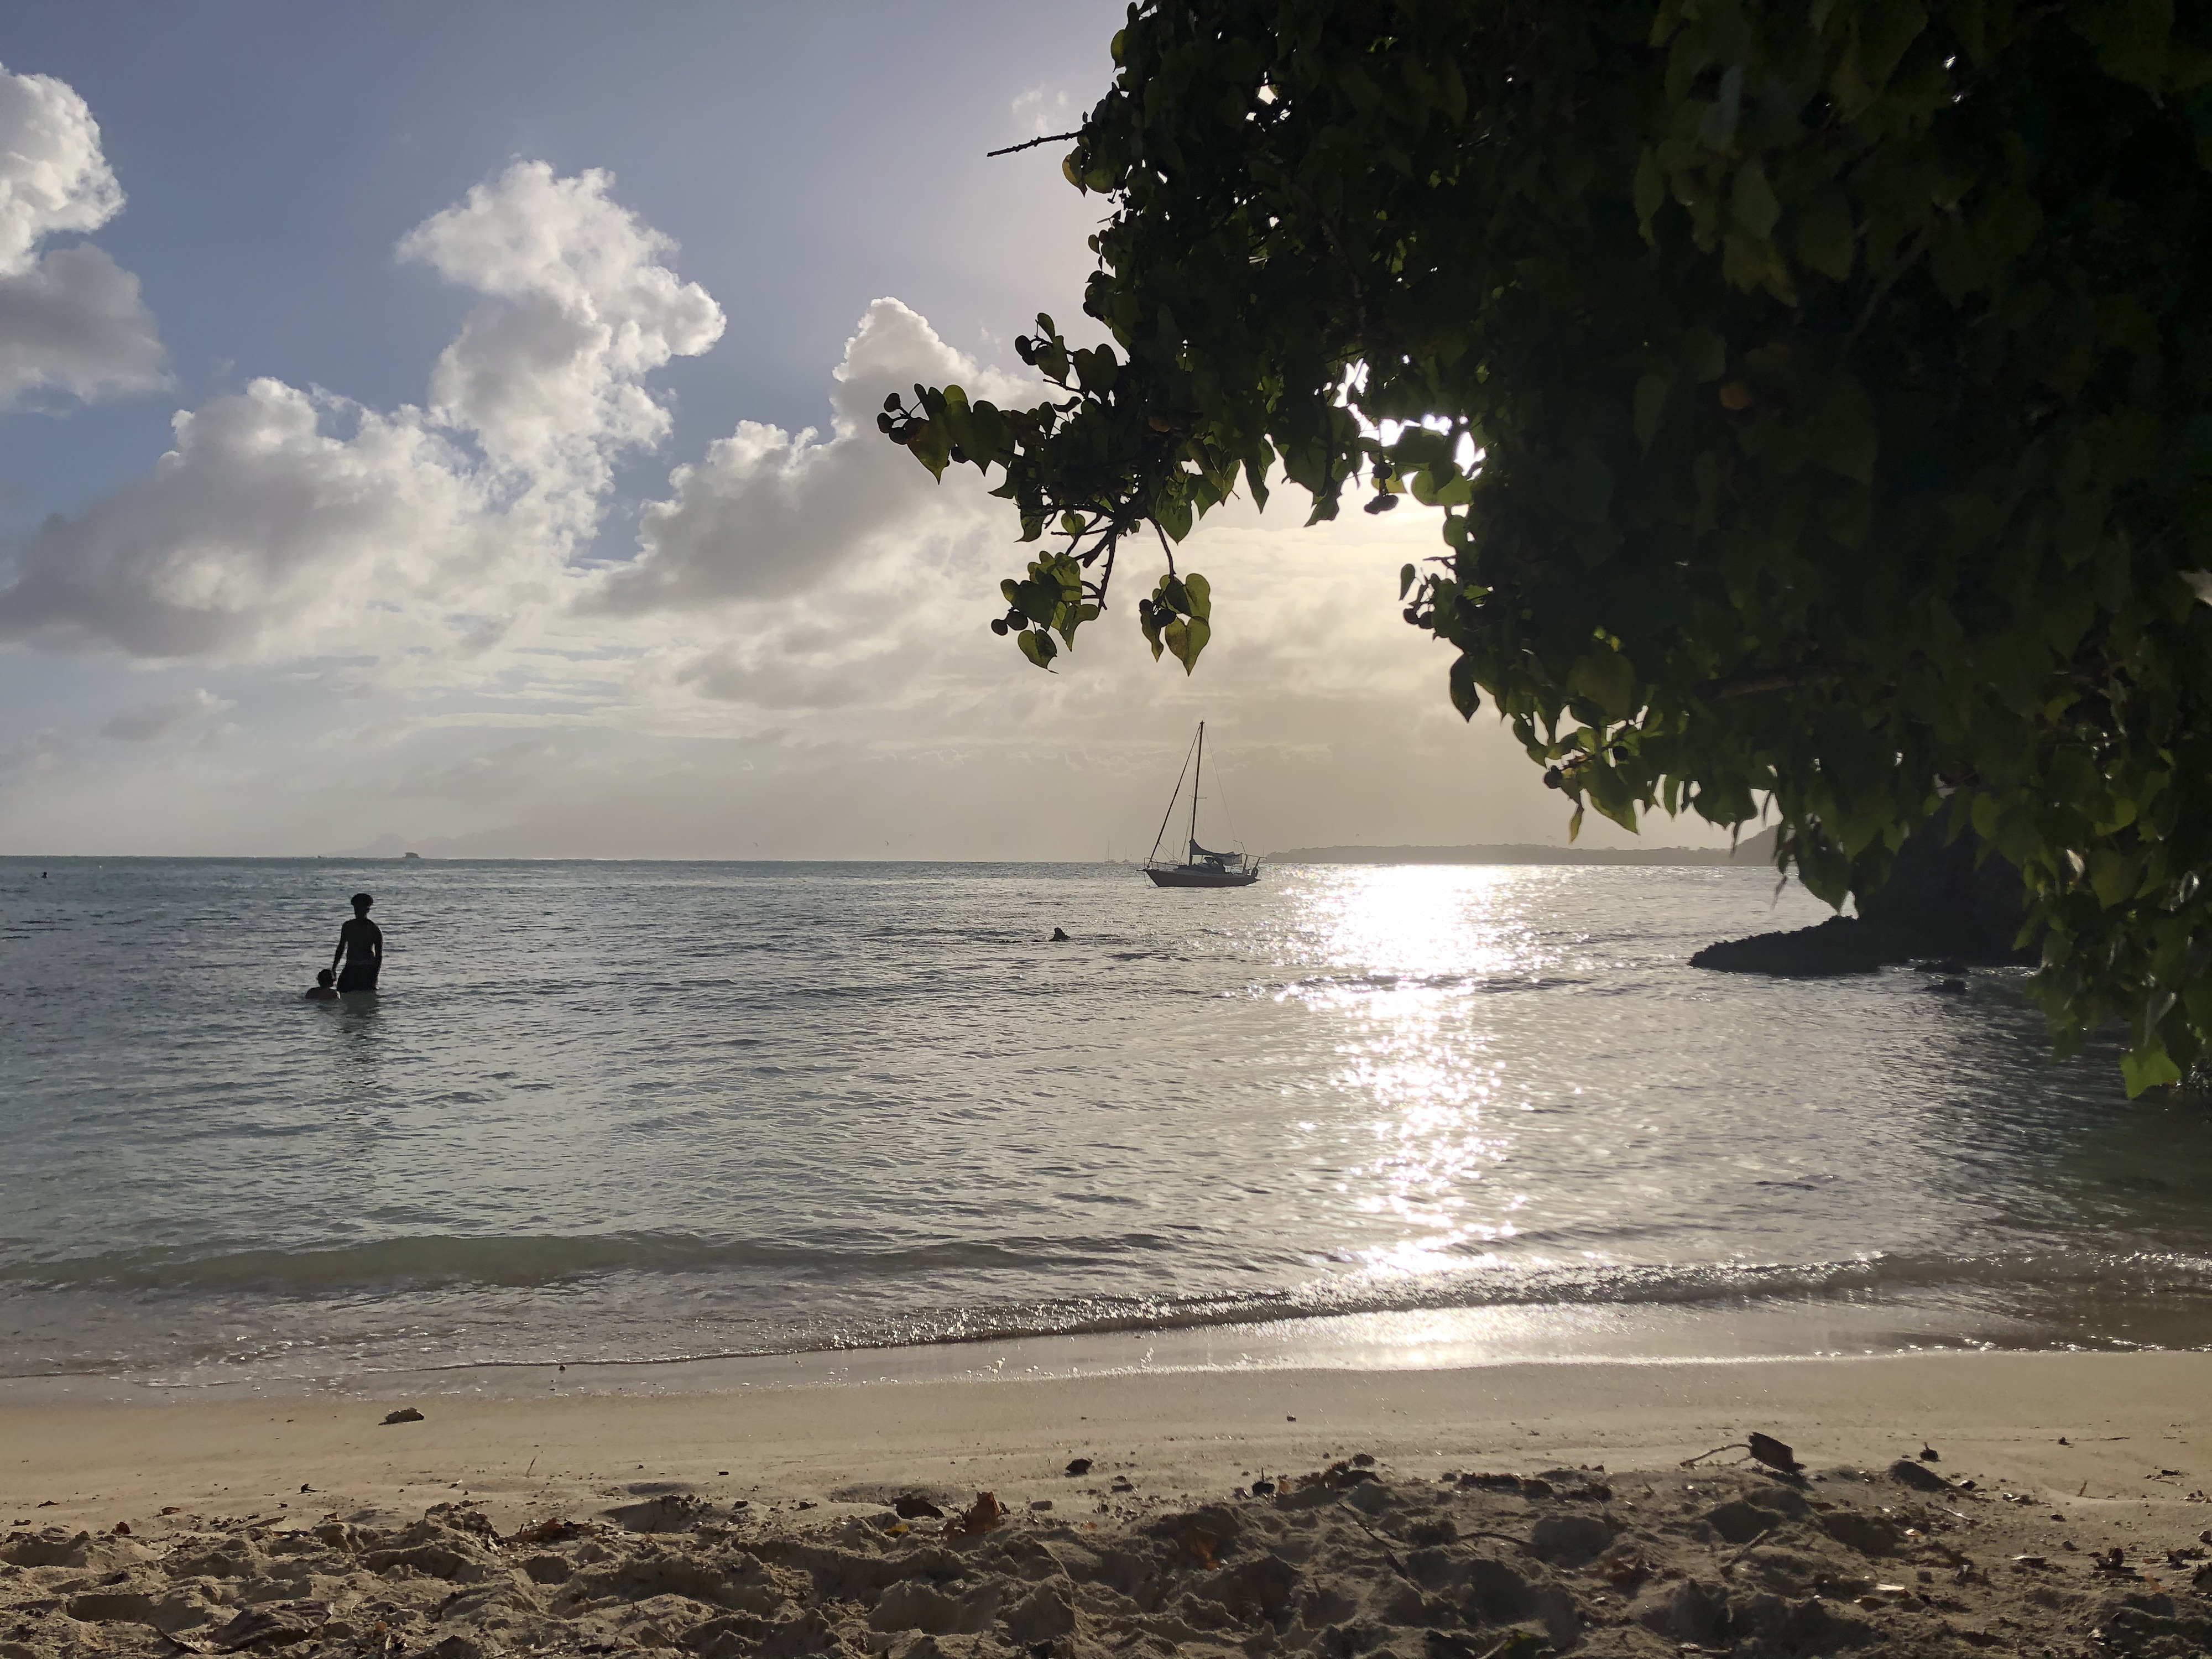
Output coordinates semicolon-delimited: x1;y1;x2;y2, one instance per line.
3;855;2208;1389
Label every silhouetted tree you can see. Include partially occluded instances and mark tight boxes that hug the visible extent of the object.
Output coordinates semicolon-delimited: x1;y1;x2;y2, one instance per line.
884;0;2212;1091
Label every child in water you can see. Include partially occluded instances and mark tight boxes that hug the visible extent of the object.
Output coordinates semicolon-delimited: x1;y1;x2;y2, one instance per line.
305;968;339;1001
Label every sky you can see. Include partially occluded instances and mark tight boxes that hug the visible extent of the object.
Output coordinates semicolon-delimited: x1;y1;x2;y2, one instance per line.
0;4;1734;859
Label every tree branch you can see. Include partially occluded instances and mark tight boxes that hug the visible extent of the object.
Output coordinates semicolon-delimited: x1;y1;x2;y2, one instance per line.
987;131;1083;158
1693;669;1831;701
1690;677;1796;703
1848;220;1937;348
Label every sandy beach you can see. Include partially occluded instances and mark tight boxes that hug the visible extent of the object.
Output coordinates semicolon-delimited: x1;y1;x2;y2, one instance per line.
6;1351;2209;1657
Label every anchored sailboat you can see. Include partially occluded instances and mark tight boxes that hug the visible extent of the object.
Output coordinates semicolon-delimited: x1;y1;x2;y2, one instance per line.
1143;723;1261;889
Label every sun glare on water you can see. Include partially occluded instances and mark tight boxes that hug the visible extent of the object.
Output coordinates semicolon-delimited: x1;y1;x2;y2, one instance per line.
1275;867;1563;1291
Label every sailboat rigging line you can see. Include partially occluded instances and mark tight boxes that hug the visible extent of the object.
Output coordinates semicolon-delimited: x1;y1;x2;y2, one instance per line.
1146;729;1201;865
1217;761;1243;853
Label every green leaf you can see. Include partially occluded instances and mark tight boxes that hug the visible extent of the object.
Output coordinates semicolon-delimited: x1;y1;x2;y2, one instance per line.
1017;628;1058;670
1162;613;1211;674
1634;372;1674;454
1449;653;1481;718
1730;159;1781;241
1794;188;1855;280
2073;0;2178;93
1399;562;1417;599
1561;447;1615;524
1699;63;1744;152
1567;805;1585;843
1811;373;1877;483
1436;58;1467;121
1682;326;1726;384
1567;648;1637;718
2121;1045;2183;1096
1181;571;1212;619
2089;849;2142;908
903;419;950;480
1634;147;1666;234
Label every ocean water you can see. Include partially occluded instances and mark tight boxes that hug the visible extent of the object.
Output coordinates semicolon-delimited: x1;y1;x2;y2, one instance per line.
2;855;2209;1395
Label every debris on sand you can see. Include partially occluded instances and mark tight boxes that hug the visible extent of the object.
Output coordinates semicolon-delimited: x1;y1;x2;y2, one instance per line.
379;1407;424;1426
943;1491;1006;1539
1750;1432;1804;1475
1892;1457;1959;1493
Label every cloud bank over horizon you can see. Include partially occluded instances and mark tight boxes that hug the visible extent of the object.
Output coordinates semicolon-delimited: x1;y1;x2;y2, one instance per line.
0;53;1728;860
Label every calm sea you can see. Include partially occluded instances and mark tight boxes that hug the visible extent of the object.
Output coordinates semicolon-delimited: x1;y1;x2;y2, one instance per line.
2;855;2208;1395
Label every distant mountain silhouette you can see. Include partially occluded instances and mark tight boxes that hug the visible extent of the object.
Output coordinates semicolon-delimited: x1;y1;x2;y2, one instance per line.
1267;825;1781;867
328;826;541;859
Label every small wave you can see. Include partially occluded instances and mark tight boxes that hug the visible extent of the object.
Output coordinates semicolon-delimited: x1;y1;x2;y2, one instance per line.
8;1233;2209;1340
0;1229;1212;1295
723;1248;2212;1365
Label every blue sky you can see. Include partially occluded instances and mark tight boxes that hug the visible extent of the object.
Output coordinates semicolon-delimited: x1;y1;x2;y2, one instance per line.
2;3;1110;526
0;5;1723;858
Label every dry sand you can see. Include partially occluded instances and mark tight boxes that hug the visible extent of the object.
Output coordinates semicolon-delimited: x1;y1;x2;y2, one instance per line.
4;1352;2210;1657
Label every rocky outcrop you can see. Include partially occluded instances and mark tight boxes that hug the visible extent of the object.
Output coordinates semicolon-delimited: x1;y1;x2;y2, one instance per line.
1694;816;2033;976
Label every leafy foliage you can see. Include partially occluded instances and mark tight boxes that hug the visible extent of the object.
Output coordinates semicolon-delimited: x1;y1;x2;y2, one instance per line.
884;0;2212;1091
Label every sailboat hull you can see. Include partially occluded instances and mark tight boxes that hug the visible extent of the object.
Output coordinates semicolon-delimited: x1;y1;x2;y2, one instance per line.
1145;864;1261;888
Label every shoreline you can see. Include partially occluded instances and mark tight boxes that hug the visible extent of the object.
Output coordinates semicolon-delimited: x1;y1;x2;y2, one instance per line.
12;1272;2212;1410
7;1350;2206;1536
10;1291;2212;1411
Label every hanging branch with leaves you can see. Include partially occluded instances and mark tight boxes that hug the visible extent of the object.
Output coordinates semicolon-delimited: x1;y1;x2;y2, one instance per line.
887;0;2212;1093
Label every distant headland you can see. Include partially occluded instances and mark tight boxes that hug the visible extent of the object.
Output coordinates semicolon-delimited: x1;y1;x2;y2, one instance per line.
1267;825;1780;867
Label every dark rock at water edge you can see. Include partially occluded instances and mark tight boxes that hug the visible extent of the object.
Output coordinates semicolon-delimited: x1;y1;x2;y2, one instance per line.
1694;817;2032;977
1690;915;1905;977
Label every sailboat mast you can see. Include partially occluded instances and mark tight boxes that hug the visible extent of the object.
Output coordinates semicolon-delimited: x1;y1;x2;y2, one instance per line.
1190;723;1204;859
1145;728;1199;866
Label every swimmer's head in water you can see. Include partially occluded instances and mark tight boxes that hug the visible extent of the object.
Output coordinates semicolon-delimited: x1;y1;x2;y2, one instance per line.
350;892;374;912
317;968;335;987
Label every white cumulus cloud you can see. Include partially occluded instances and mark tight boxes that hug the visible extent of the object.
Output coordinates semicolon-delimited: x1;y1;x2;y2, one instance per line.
0;162;722;660
0;61;164;408
399;162;725;505
590;298;1031;613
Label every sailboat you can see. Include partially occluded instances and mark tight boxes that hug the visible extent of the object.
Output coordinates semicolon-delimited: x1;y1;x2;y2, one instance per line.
1143;723;1261;888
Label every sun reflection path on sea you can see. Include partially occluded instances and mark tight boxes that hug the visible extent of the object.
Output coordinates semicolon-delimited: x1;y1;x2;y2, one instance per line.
1269;865;1563;1294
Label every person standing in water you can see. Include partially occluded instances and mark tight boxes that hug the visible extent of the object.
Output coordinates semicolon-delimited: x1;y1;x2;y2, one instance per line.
332;892;382;992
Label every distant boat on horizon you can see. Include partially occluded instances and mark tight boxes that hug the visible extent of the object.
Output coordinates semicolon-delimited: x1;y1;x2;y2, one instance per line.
1143;723;1260;889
